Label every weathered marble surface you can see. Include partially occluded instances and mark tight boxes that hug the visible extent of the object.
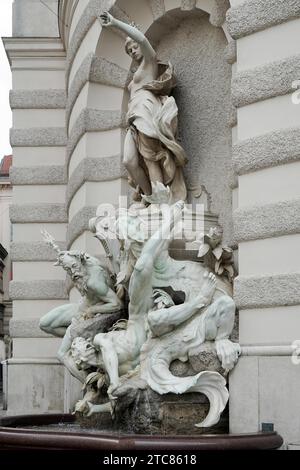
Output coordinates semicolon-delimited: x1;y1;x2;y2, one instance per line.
67;198;240;429
99;11;188;203
39;230;124;383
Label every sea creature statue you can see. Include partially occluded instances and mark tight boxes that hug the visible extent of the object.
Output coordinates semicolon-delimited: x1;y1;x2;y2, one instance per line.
71;201;240;427
39;231;123;382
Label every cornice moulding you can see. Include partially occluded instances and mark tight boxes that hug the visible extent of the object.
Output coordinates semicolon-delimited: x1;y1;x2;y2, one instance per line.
3;37;65;65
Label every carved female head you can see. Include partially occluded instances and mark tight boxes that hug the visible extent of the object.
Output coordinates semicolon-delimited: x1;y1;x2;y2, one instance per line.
125;37;143;62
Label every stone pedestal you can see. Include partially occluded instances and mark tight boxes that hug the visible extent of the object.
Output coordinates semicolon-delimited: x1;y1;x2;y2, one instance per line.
5;359;64;415
115;390;229;435
229;354;300;445
4;358;82;415
78;342;229;435
78;391;229;436
138;208;219;262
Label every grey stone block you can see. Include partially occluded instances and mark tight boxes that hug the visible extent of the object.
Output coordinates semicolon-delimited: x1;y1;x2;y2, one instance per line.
67;53;93;119
181;0;196;11
67;53;128;124
90;56;128;88
10;280;68;300
10;165;66;185
228;104;237;128
225;40;236;65
227;0;300;39
149;0;165;20
11;242;66;261
7;361;65;414
209;0;230;27
9;318;51;338
228;167;238;190
234;198;300;243
66;0;116;85
233;127;300;175
66;156;126;208
10;89;66;109
67;108;125;166
13;0;59;37
234;273;300;309
229;357;259;433
232;54;300;107
11;127;67;147
10;203;68;223
108;379;227;435
258;357;300;444
67;205;97;248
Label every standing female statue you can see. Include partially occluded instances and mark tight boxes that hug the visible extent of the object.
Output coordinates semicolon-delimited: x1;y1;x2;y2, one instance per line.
100;12;188;202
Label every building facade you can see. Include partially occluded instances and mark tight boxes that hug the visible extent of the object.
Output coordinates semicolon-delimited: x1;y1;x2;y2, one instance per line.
0;154;13;405
3;0;300;446
0;155;13;349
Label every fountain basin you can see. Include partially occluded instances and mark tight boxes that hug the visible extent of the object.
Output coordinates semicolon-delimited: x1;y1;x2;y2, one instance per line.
0;414;283;451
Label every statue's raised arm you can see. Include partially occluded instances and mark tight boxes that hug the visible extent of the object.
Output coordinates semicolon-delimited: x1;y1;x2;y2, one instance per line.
99;11;156;61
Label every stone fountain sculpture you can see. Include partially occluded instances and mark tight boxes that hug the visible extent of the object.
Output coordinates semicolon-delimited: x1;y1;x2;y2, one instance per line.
40;197;240;431
39;12;240;433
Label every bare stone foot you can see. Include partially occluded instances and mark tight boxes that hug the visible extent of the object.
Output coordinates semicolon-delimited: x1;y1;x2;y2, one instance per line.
199;272;217;305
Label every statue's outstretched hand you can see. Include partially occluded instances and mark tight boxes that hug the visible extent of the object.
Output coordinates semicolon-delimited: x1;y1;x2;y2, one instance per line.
99;11;115;27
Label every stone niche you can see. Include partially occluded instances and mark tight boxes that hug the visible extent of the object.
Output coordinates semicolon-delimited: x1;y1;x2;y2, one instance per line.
147;9;233;245
79;7;235;434
96;7;233;243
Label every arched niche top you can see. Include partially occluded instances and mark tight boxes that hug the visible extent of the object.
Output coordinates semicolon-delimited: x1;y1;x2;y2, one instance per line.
196;0;230;27
65;0;233;244
95;0;231;69
159;0;231;43
60;0;232;74
110;0;231;41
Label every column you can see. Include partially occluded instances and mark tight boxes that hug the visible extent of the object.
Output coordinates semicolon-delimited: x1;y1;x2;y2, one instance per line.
227;0;300;445
4;34;68;414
